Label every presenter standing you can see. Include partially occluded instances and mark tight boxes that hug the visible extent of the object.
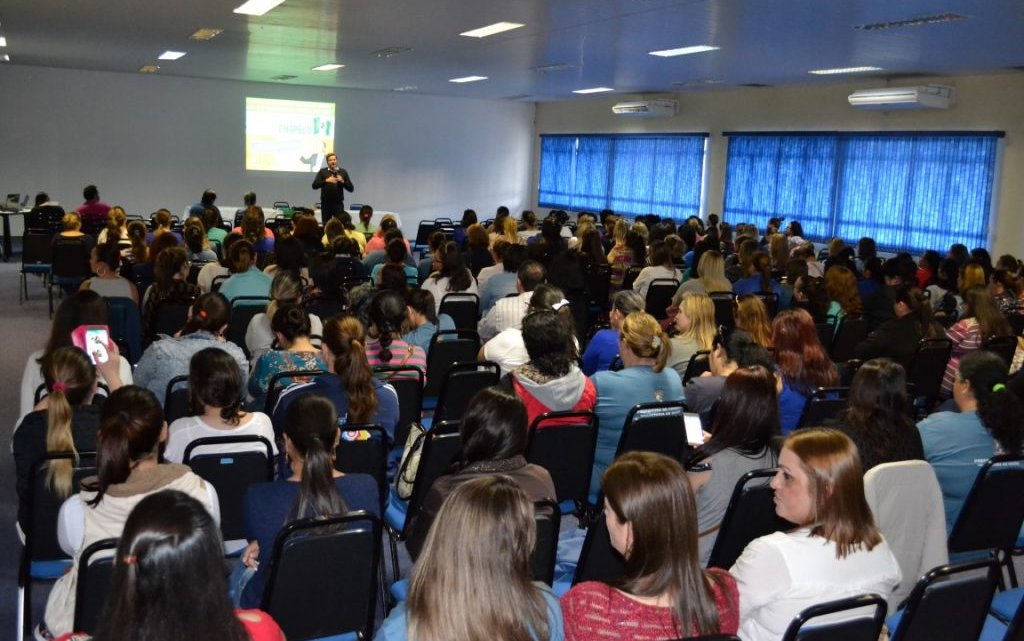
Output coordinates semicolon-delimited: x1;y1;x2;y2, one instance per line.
312;152;354;223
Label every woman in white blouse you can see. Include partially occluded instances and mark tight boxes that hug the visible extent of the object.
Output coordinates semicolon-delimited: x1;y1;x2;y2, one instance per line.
729;428;901;641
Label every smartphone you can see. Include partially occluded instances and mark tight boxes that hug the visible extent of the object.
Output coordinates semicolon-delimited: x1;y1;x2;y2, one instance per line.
71;324;111;365
683;412;704;446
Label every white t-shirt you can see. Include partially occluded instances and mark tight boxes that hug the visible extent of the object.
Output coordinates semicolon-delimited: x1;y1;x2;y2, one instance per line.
163;412;278;463
730;529;901;641
420;273;479;315
482;328;529;377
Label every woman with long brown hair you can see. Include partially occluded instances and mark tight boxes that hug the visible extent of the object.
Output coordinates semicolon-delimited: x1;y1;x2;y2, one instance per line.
772;308;839;433
562;452;739;640
824;264;863;327
941;285;1013;395
734;294;773;349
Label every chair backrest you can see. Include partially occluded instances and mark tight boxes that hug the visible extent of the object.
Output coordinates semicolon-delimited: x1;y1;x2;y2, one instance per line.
149;299;193;344
906;338;952;400
402;421;462;538
373;365;424;447
755;291;779;317
21;231;53;266
334;424;387;512
73;537;118;634
614;401;691;461
889;559;998;641
164;374;191;423
948;454;1024;555
709;291;736;328
413;220;436;247
532;499;561;585
983;336;1017;368
525;410;599;508
780;593;887;641
587;265;612;311
424;329;480;397
434;361;500;422
183;436;275;541
227;297;270;358
1004;590;1024;641
683;351;712;384
51;237;91;278
707;468;793;570
264;369;327;415
105;297;142;365
814;322;834;352
829;316;869;362
439;293;480;331
796;387;850;429
573;509;626;585
261;511;381;641
24;453;98;564
645;279;679;320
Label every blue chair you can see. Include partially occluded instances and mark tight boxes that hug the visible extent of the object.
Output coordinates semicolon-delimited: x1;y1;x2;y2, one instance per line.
781;593;887;641
885;559;998;641
19;231;52;304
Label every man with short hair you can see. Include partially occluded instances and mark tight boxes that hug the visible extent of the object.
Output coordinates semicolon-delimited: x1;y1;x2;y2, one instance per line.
311;152;354;222
27;192;64;229
479;244;527;312
76;184;110;227
478;259;545;341
189;189;219;218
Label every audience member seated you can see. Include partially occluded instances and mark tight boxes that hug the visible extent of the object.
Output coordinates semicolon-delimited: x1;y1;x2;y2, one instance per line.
824;264;862;330
331;210;369;254
729;429;901;641
462;223;495;277
733;294;773;349
632;240;682;299
666;292;716;380
673;250;732;303
354;204;377;239
826;358;923;472
479;243;527;312
134;293;248;402
489;214;519;248
95;206;128;245
732;251;781;298
500;309;595;427
245;271;323;362
562;452;739;640
518;209;541;242
478;258;545;341
791;275;830;323
420;241;479;316
688;366;779;565
941;286;1012;396
197;232;243;293
309;234;365;299
590;311;682;501
918;350;1023;534
581;290;644;376
772;308;839;434
855;286;943;368
164;347;277;463
607;220;641;294
20;291;133;421
75;184;111;229
290;212;324;258
219;240;273;303
375;476;563;641
527;217;568;266
261;235;311;287
39;386;217;640
452;208;475;249
145;209;183;245
142;246;199;340
236;394;379;609
365;290;427;376
232;206;275;254
364;215;407;255
204;204;228;246
482;284;566;377
80;241;139;304
13;345;123;534
417;231;447;284
405;387;555;560
27;191;64;229
362;227;409;273
402;289;455;357
370;238;419;286
247;304;326;411
53;212;96;254
183;217;218;263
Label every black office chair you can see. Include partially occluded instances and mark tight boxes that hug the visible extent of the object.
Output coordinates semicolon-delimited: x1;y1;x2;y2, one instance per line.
614;401;691;461
372;365;424;450
830;316;869;363
532;499;561;586
439;293;480;331
983;336;1017;369
72;537;118;635
19;231;52;304
645;279;680;320
682;351;712;384
49;236;91;317
887;559;999;641
707;468;793;570
796;387;850;429
334;424;388;513
780;593;887;641
432;360;499;423
423;329;480;399
525;410;599;516
226;296;270;358
164;374;191;423
709;292;735;328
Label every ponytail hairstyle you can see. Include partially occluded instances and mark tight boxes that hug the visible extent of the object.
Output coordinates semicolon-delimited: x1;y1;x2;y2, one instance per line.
227;239;256;274
188;348;245;426
283;394;348;523
42;347;96;497
271;303;312;345
93;240;123;274
126;220;149;263
620;311;671;372
85;386;165;507
406;289;439;325
266;270;304;326
179;292;230;337
152;209;172;230
154;246;188;290
959;350;1024;455
321;315;378;424
893;286;937;337
62;212;82;232
368;289;407;363
183;217;208;254
240;206;265;244
750;250;772;292
105;206;127;242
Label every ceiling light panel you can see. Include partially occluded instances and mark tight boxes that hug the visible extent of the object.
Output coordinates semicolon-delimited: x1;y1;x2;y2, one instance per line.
650;45;719;57
573;87;615;94
0;37;7;47
158;51;186;60
234;0;286;17
449;75;488;83
311;63;344;71
459;22;524;38
808;66;883;75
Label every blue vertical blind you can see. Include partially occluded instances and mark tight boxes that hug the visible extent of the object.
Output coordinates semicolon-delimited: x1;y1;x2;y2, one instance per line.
723;133;1002;254
538;134;707;219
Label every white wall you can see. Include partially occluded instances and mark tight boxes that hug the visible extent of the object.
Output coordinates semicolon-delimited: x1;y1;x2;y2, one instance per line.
534;73;1024;256
0;64;536;232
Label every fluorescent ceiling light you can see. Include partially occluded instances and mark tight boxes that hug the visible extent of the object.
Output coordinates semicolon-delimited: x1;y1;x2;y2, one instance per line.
573;86;615;94
190;28;223;40
1;54;9;62
311;63;344;71
649;44;719;57
0;37;7;47
449;75;488;83
158;50;186;60
233;0;286;16
460;22;524;38
808;65;883;75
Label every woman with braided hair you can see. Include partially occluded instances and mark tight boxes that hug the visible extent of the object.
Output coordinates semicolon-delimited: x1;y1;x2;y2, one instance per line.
365;289;427;377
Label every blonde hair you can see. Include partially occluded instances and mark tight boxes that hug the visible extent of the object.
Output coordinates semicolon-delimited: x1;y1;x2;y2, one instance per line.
960;263;986;292
696;251;732;293
621;312;671;372
631;222;649;244
408;477;550;641
501;217;519;245
734;295;773;348
62;212;82;232
613;218;629;244
266;271;304;325
677;293;716;351
43;347;96;497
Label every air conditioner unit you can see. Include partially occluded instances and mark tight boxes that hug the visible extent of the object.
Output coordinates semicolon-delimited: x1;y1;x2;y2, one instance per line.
612;99;678;118
848;85;954;110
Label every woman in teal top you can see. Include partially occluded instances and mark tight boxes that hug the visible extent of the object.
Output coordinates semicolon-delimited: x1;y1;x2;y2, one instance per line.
590;311;683;501
917;349;1024;534
247;303;326;410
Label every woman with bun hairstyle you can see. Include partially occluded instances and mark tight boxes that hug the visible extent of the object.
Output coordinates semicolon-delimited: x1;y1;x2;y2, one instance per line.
244;270;323;363
919;350;1024;533
562;452;739;640
218;239;273;303
590;311;682;501
237;393;378;609
57;490;284;641
141;245;199;341
247;303;326;410
772;308;839;434
39;386;218;639
375;476;563;641
365;289;427;376
183;216;218;263
134;292;248;403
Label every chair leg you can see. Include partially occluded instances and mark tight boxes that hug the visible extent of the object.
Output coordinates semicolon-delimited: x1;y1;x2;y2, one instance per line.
19;273;25;305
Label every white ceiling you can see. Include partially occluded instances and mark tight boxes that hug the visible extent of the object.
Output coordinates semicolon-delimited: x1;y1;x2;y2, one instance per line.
3;0;1023;101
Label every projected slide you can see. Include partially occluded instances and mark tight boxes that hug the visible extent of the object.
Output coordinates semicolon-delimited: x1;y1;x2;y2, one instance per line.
246;97;336;172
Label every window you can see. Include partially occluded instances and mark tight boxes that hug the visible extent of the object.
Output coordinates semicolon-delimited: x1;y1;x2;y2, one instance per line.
723;132;1003;253
538;134;707;219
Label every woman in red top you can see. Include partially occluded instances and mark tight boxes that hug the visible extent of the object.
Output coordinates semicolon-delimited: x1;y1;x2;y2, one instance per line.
561;452;739;641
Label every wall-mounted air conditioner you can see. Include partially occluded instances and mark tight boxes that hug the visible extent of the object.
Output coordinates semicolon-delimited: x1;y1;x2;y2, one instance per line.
848;85;954;110
611;99;678;118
